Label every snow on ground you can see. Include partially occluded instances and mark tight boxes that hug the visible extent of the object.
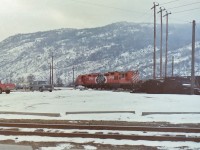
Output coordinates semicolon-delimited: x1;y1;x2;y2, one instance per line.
0;135;200;150
1;88;200;149
0;88;200;123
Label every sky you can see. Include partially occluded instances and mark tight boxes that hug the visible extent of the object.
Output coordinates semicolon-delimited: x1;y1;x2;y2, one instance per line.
0;0;199;41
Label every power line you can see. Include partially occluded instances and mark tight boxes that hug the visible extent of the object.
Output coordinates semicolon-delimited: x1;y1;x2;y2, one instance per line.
71;0;142;14
135;10;152;23
69;0;199;24
173;7;200;14
170;17;190;23
168;2;200;9
70;0;155;23
160;0;181;5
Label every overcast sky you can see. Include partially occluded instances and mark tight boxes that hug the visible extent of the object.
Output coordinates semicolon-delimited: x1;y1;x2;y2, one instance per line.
0;0;199;41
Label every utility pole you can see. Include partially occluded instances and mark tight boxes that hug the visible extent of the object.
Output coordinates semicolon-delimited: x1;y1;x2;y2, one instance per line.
49;63;52;85
163;11;171;78
72;66;75;86
151;2;159;79
158;7;165;78
51;52;54;86
172;56;174;77
191;20;196;95
9;72;11;83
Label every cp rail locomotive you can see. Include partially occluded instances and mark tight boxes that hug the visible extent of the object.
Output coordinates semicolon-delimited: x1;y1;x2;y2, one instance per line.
75;70;139;89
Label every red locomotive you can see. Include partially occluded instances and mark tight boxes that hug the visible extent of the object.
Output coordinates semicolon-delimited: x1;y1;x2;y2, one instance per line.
75;70;139;89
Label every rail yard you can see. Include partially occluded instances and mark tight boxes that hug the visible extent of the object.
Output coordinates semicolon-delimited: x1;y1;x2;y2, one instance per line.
0;88;200;149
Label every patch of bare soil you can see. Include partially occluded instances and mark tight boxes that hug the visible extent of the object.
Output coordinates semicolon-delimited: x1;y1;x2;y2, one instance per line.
0;119;198;150
0;118;199;128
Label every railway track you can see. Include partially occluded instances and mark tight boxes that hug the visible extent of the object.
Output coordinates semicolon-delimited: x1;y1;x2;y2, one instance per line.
0;122;200;142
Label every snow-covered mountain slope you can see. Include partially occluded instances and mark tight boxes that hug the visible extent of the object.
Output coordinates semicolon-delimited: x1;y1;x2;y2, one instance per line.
0;22;199;84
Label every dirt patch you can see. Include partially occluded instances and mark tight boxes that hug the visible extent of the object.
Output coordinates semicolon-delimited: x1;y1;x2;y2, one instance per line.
0;118;199;128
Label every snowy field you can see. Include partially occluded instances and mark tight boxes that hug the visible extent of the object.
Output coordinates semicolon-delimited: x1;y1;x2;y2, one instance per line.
1;88;200;150
0;88;200;123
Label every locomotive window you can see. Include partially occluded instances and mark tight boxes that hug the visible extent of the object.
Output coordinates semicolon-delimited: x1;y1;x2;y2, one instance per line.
105;73;109;76
111;73;114;75
125;73;128;77
114;76;118;80
121;74;125;78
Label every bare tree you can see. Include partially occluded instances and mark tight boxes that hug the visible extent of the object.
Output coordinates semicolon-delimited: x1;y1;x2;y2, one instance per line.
17;77;25;84
56;77;63;87
27;74;35;84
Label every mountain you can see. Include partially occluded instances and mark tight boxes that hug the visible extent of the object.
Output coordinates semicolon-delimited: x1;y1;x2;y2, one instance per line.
0;22;199;85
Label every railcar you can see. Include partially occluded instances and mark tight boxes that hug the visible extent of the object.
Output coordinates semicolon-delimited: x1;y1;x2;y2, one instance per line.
132;76;200;95
75;70;139;90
